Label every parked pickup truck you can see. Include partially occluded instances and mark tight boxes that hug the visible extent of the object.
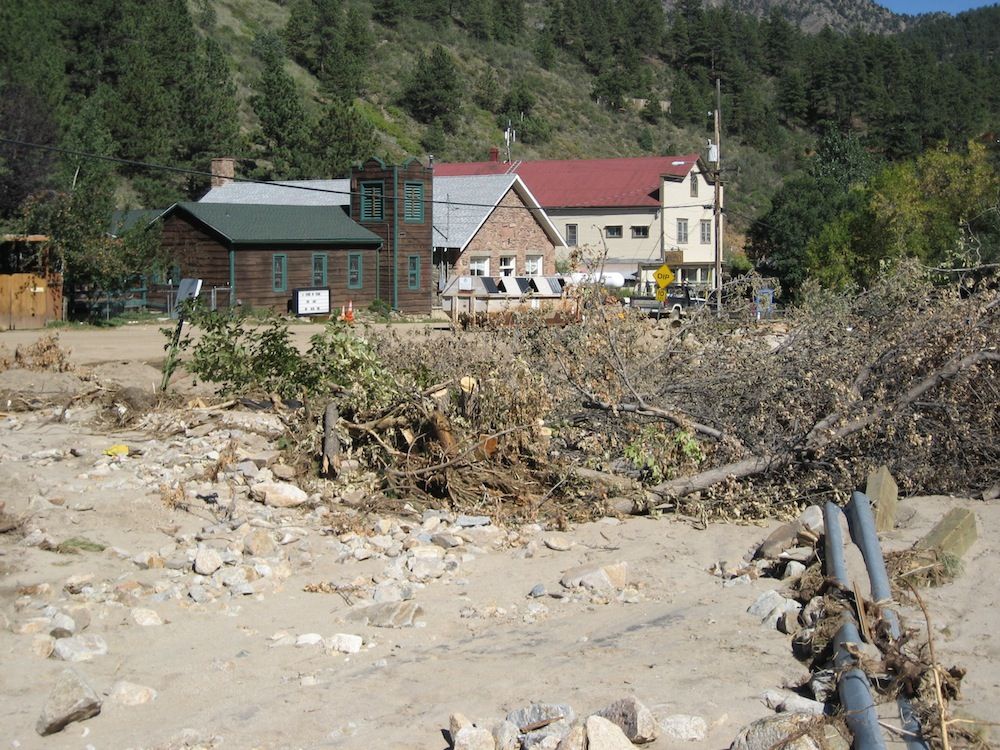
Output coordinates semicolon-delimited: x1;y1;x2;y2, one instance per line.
628;284;708;319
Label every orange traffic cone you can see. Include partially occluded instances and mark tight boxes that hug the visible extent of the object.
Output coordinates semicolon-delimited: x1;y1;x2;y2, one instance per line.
339;305;346;321
345;300;355;324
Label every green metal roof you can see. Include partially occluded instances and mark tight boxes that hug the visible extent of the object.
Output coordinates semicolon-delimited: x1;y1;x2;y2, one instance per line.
172;202;382;247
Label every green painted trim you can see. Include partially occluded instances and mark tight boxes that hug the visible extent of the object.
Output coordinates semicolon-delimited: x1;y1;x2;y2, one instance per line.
360;155;387;169
347;252;363;290
392;166;399;310
272;253;288;292
407;254;420;290
311;252;328;286
228;247;235;304
400;155;422;168
403;181;424;223
360;180;385;222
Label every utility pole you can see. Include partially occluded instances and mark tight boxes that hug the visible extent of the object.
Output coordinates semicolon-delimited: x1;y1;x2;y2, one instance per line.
713;77;723;316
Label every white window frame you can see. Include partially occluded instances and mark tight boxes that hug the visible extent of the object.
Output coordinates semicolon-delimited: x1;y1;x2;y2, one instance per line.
468;256;490;276
499;255;516;276
690;172;699;198
700;219;711;244
676;218;688;244
606;225;623;239
524;254;543;276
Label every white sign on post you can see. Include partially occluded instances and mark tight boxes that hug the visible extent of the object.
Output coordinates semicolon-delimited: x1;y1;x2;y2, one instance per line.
176;278;203;302
293;288;331;316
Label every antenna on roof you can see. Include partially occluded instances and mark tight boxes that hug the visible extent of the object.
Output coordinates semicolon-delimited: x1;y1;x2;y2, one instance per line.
503;121;516;164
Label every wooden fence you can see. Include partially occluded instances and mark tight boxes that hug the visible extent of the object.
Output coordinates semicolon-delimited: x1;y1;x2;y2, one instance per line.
0;273;62;330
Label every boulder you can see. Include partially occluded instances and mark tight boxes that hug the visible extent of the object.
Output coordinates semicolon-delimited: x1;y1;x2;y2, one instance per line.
594;696;659;743
585;716;634;750
560;562;628;591
53;634;108;662
730;713;822;750
36;669;102;735
251;481;308;508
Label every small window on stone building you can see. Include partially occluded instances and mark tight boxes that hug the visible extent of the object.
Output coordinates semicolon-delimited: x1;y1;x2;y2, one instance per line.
565;224;578;246
500;256;516;276
524;255;543;276
469;257;489;276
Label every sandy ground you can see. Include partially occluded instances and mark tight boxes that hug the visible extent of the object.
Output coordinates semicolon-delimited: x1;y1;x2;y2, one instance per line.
0;327;996;750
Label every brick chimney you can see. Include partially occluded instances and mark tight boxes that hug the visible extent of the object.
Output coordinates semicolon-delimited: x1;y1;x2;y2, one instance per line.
210;157;235;187
488;146;500;163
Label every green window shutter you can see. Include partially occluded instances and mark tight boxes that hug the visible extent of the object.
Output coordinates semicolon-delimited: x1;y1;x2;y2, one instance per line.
312;253;328;286
404;182;424;223
348;252;363;289
360;181;384;221
407;255;420;289
272;254;287;292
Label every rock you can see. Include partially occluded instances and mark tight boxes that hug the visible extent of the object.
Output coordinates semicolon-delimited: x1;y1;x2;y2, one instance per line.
36;668;102;736
431;533;463;549
755;522;799;559
747;590;787;619
271;463;296;481
523;734;562;749
132;550;165;569
799;597;824;627
779;548;815;565
296;633;324;647
63;573;94;594
761;690;825;716
109;680;158;706
456;515;491;527
730;713;822;750
49;612;76;638
348;601;424;628
244;528;277;557
560;562;628;591
250;481;308;508
450;712;472;740
808;669;837;702
453;726;496;750
594;696;659;743
585;716;635;750
507;703;575;733
131;608;163;627
53;634;108;662
235;460;259;479
556;725;586;750
866;465;898;533
796;506;824;536
218;411;285;438
782;561;807;579
658;714;707;741
528;584;547;598
543;536;572;552
327;633;363;654
193;547;223;576
777;610;801;636
32;634;56;658
491;720;520;750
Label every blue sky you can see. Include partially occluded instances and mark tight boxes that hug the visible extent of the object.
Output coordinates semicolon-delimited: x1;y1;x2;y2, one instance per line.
879;0;997;14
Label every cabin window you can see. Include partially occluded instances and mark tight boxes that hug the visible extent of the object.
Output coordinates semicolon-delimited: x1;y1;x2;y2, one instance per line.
272;254;287;292
605;225;623;239
348;252;363;289
312;253;328;286
565;224;578;246
469;257;489;276
676;219;688;244
404;182;424;223
360;181;384;221
631;225;649;239
407;255;421;289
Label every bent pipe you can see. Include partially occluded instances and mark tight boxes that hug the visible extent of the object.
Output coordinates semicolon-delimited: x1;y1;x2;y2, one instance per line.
823;503;886;750
833;620;888;750
845;491;929;750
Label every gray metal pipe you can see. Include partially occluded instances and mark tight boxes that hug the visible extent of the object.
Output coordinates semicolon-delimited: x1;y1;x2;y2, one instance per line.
833;620;888;750
824;502;849;587
844;491;929;750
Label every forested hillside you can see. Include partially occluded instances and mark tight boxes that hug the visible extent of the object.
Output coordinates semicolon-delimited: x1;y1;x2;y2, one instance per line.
1;0;998;298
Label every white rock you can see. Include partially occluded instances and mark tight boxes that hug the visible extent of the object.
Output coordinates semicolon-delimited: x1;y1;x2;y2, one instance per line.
250;481;308;508
782;561;807;579
585;715;635;750
731;713;822;750
454;726;496;750
296;633;324;647
32;634;56;658
762;690;825;716
658;714;707;741
131;608;163;627
560;562;629;591
49;613;76;638
594;697;659;743
53;635;108;662
543;536;572;551
556;725;586;750
491;720;520;750
193;547;223;576
109;680;158;706
327;633;363;654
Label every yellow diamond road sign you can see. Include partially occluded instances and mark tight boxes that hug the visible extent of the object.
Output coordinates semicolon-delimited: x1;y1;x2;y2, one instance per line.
655;287;668;303
653;263;674;289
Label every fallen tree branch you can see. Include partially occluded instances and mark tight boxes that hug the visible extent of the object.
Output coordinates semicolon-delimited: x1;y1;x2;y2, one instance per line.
582;398;728;442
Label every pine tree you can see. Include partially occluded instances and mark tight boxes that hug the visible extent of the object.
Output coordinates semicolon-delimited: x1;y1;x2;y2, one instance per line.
401;45;461;131
309;100;378;176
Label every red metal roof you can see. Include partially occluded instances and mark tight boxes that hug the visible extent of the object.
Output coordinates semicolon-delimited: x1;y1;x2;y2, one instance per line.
434;154;701;208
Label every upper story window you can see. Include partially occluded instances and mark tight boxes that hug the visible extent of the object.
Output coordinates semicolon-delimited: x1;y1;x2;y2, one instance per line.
605;225;623;239
524;255;543;276
404;182;424;223
360;181;384;222
690;173;699;198
565;224;578;246
700;219;711;244
499;256;516;276
469;257;489;276
677;218;688;244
